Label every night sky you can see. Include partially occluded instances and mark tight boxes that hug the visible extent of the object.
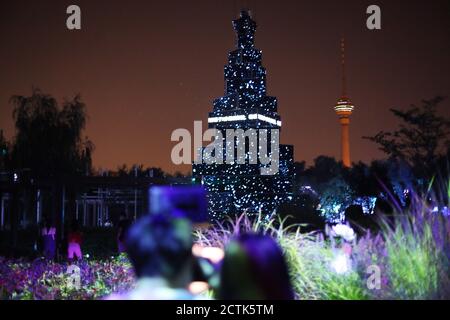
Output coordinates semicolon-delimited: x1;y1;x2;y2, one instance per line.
0;0;449;174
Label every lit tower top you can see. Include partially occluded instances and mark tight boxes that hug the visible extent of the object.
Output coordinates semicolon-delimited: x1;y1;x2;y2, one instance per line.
334;37;354;167
234;9;256;49
208;9;282;129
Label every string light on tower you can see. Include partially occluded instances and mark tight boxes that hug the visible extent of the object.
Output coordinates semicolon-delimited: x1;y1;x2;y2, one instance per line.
193;10;294;220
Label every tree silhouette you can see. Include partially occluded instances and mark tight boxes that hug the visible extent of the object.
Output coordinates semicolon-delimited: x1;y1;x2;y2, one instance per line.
317;175;354;222
115;164;166;178
0;129;9;171
304;156;343;184
10;88;93;177
364;96;450;178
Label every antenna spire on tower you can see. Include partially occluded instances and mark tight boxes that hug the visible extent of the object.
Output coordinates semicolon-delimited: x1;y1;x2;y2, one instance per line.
341;37;347;98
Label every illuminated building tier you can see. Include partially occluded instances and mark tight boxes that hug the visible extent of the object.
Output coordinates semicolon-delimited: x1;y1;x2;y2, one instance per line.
193;10;294;220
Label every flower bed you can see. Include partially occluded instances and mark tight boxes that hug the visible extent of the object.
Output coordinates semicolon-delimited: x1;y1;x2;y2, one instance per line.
0;255;135;300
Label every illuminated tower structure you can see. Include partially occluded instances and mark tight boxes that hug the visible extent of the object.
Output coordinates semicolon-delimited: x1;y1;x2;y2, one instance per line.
192;10;294;220
334;38;354;168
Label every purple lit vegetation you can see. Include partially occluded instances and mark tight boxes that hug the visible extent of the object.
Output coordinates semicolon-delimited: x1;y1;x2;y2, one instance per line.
1;184;449;300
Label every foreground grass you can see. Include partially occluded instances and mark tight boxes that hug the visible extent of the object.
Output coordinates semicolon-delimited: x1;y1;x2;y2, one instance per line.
195;202;450;300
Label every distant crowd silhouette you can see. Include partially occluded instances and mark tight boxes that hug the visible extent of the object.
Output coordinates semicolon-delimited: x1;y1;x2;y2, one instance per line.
40;219;84;262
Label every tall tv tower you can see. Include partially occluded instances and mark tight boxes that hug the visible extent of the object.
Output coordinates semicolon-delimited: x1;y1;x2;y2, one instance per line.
334;37;354;168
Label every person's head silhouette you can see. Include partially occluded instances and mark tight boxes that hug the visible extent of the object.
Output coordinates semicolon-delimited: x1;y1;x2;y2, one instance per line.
219;233;294;300
125;214;194;288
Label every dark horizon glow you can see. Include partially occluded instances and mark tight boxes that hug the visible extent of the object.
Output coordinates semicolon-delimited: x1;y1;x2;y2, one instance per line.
0;0;449;174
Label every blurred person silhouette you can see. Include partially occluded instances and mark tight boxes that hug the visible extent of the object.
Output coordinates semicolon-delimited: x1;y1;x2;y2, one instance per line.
117;212;132;253
219;233;295;300
41;218;56;260
106;214;199;300
67;220;83;261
